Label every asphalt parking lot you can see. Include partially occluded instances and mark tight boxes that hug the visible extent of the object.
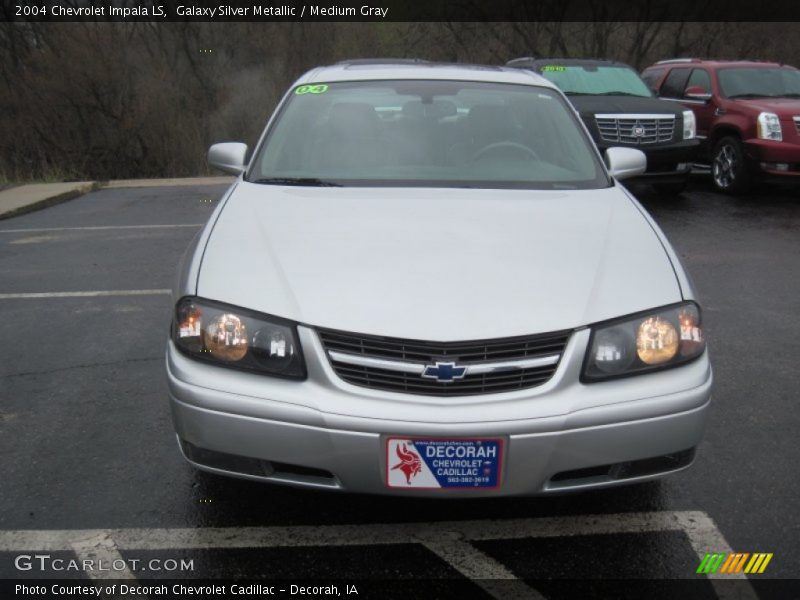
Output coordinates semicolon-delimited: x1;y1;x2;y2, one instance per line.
0;180;798;599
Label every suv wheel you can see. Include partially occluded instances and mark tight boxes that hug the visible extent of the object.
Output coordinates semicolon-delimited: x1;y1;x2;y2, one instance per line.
712;136;752;194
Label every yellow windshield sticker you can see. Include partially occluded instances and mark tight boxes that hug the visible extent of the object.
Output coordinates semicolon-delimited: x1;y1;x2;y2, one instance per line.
295;84;329;95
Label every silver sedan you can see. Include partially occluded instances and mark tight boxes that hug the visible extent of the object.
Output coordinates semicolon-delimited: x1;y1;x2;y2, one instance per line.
166;61;712;496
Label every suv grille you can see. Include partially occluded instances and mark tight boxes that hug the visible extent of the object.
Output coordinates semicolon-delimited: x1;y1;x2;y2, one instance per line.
595;114;675;144
318;328;570;396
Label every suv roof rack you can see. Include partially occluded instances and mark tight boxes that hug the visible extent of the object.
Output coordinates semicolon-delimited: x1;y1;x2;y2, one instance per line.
505;57;537;66
335;58;430;67
654;58;702;65
507;56;626;67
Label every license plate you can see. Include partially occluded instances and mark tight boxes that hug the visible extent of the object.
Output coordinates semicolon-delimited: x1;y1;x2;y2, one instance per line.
385;437;503;489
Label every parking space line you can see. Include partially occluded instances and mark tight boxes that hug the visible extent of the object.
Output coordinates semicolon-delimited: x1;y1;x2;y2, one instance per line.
70;532;137;581
0;224;204;234
0;511;758;599
673;512;756;600
420;538;545;600
0;290;171;299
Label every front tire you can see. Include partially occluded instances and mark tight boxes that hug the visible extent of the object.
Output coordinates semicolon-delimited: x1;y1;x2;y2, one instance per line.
712;136;752;194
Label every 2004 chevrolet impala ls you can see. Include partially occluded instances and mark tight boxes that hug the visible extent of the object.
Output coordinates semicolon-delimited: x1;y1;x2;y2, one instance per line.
167;60;712;496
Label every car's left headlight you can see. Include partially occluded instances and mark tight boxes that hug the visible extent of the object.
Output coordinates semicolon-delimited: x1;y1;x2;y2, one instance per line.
757;112;782;141
682;110;696;140
172;297;306;379
582;301;705;382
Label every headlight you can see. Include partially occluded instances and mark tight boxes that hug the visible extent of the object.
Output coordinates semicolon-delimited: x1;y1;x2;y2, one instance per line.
582;302;705;382
173;297;306;379
757;112;782;141
682;110;696;140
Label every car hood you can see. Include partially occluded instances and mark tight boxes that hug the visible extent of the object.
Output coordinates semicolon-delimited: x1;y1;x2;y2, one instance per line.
731;97;800;117
197;182;681;340
569;94;683;118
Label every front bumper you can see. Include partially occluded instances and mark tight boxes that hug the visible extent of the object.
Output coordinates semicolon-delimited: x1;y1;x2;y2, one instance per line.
744;138;800;178
167;327;713;497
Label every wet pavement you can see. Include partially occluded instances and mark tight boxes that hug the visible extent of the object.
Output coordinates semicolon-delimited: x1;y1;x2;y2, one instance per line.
0;179;798;598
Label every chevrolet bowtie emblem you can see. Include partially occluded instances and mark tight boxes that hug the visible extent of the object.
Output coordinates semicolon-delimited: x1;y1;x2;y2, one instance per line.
421;361;467;383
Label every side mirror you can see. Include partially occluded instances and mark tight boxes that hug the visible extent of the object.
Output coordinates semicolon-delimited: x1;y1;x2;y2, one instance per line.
208;142;248;175
684;86;712;102
605;147;647;181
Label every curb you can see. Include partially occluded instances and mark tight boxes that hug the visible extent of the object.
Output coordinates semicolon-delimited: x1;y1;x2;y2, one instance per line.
101;176;235;189
0;182;100;221
0;177;235;220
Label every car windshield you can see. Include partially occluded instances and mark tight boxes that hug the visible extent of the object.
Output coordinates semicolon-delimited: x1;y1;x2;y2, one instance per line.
248;80;609;190
718;67;800;98
537;64;653;97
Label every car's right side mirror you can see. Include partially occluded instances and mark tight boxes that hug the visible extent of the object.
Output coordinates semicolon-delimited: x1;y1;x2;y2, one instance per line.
684;86;712;102
605;147;647;181
208;142;248;175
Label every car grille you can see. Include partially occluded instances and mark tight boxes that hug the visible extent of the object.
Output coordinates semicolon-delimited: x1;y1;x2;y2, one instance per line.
318;328;570;396
595;114;675;144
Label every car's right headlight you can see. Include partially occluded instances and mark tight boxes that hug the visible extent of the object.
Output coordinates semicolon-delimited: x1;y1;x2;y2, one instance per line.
682;110;696;140
173;297;306;379
582;302;706;382
757;112;782;141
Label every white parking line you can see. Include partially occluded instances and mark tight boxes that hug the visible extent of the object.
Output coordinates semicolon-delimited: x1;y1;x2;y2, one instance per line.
0;511;757;600
0;224;204;234
70;532;137;581
420;537;545;600
0;290;171;299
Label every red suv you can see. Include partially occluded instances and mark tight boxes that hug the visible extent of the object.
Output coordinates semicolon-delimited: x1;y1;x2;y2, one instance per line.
642;59;800;194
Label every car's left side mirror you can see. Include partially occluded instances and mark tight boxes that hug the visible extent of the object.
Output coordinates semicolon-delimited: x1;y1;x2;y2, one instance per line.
684;86;712;102
605;147;647;181
208;142;248;175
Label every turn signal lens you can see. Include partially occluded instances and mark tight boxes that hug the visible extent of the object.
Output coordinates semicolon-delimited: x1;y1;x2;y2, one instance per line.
678;305;705;357
636;316;679;365
204;313;249;362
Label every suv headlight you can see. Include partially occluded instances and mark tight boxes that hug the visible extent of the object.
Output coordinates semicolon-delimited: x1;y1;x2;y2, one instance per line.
582;302;705;382
173;297;306;379
682;110;696;140
757;112;782;141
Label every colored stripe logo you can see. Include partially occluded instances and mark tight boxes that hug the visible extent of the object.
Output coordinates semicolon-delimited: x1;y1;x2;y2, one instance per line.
697;552;773;574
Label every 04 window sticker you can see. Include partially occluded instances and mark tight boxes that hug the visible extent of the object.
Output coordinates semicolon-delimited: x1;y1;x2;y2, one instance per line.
295;84;329;95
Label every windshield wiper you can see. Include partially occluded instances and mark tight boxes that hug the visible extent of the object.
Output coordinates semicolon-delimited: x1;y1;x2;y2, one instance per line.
595;91;649;97
727;93;777;99
777;93;800;98
250;177;342;187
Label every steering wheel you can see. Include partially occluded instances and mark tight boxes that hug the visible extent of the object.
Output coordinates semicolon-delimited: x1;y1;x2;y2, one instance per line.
472;142;540;163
